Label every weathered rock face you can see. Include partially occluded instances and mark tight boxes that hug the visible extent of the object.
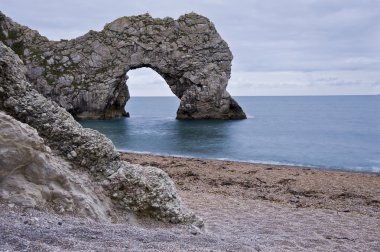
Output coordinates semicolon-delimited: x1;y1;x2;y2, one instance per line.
0;11;246;119
0;42;202;227
0;111;113;221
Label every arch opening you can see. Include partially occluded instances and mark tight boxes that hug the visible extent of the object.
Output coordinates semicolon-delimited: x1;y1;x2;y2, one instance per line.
125;67;179;118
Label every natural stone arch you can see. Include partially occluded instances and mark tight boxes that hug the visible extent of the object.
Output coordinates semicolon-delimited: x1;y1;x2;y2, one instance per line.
0;11;246;120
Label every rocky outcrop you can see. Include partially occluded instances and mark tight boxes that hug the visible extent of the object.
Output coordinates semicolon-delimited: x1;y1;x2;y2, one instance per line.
0;111;113;220
0;11;246;120
0;42;202;227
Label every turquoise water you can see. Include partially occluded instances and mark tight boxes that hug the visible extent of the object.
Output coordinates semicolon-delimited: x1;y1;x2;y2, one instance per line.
80;96;380;173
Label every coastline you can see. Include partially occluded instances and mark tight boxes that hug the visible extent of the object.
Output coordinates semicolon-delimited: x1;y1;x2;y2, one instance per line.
1;7;378;250
120;152;380;217
120;150;380;174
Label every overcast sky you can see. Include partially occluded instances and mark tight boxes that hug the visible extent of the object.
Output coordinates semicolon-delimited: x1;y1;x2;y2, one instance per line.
1;0;379;96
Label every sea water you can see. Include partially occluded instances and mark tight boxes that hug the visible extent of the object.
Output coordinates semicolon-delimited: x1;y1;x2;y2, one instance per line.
79;96;380;173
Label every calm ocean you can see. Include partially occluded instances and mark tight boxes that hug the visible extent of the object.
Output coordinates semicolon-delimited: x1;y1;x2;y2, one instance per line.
80;96;380;173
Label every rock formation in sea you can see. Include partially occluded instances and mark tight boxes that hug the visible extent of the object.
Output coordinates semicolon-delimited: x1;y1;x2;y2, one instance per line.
0;42;203;227
0;11;246;120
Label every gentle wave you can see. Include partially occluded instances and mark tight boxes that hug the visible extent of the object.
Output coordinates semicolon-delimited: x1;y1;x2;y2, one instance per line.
119;149;196;159
118;149;380;173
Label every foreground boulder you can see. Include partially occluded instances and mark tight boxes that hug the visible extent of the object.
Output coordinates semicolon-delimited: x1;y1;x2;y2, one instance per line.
0;42;202;227
0;11;246;120
0;111;113;220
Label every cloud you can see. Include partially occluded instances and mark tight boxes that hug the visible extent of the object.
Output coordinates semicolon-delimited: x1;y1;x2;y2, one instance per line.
227;70;380;96
1;0;379;95
123;69;380;96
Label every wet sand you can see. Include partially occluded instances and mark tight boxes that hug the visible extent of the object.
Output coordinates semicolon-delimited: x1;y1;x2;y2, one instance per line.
1;153;379;251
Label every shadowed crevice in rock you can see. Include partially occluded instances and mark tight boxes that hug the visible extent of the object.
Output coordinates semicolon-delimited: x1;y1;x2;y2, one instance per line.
0;11;246;120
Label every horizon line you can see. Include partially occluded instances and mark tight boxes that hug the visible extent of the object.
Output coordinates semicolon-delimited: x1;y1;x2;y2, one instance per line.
129;94;379;97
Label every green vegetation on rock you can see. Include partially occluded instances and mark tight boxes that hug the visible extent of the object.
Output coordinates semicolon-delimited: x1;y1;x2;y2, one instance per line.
11;41;24;56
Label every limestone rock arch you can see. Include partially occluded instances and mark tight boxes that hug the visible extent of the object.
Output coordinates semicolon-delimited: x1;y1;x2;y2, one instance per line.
0;12;246;119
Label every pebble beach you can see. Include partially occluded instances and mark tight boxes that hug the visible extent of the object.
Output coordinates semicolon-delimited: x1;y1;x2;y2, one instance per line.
1;153;379;251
